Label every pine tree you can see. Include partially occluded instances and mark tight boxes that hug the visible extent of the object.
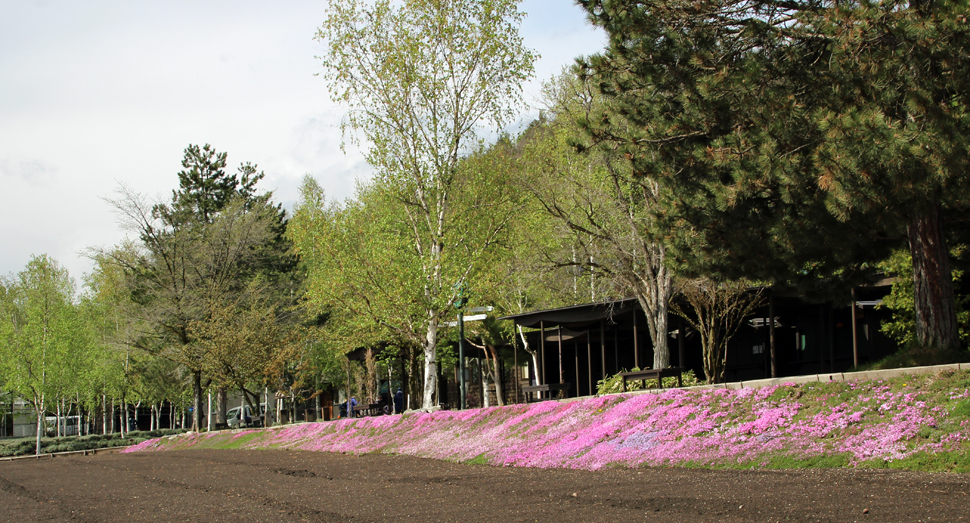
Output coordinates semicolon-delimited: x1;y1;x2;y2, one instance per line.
577;0;970;354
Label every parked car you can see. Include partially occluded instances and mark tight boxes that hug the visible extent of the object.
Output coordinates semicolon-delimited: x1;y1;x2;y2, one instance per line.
226;404;265;428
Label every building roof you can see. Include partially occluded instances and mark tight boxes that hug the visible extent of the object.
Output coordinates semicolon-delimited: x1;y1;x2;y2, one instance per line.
497;297;639;329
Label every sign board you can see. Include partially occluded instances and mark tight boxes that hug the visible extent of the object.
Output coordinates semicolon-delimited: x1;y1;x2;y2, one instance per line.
443;313;488;327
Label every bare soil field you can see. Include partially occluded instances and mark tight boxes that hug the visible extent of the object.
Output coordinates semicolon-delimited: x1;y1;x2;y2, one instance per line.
0;449;967;522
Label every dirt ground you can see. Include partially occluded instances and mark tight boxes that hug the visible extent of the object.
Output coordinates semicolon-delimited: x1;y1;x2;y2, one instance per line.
0;449;967;522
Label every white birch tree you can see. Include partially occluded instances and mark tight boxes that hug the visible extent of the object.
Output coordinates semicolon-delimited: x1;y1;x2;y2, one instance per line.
315;0;536;407
0;255;80;454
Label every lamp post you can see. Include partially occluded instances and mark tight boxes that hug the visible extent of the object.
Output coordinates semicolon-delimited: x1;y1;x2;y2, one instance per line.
458;309;466;410
447;305;492;410
452;283;469;410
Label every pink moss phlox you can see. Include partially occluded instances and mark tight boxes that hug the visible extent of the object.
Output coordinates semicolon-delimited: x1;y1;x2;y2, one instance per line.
128;381;970;470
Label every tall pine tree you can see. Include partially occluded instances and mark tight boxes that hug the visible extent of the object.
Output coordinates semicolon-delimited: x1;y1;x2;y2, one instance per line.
577;0;970;355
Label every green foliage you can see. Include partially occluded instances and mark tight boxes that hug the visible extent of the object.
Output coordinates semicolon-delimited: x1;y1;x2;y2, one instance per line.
861;451;970;473
596;368;700;395
0;255;91;452
671;280;765;384
862;345;970;370
165;143;261;224
879;247;970;347
763;454;852;470
952;399;970;419
516;72;675;369
312;0;536;408
0;429;188;458
465;453;490;466
99;144;304;430
577;0;970;351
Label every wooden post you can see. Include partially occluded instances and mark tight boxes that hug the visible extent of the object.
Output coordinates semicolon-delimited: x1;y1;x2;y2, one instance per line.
513;332;519;404
614;326;619;373
851;288;859;368
633;309;640;369
587;334;592;397
601;320;607;382
828;305;836;373
678;316;685;370
818;306;826;373
575;342;580;397
539;320;546;385
769;292;777;378
558;325;565;388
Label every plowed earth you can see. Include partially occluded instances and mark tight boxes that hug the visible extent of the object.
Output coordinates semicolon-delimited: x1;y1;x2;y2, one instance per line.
1;449;968;522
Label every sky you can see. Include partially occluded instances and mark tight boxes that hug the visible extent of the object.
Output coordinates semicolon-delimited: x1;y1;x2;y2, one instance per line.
0;0;606;283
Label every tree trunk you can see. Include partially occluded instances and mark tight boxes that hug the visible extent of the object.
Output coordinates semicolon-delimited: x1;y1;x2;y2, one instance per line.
488;345;504;406
192;371;203;431
217;388;227;424
635;269;673;370
908;205;961;353
516;325;540;386
481;361;491;408
264;387;274;426
34;394;44;455
422;320;439;409
407;346;420;410
119;398;126;439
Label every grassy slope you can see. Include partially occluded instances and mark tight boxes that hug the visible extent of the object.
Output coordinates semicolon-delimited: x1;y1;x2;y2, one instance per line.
126;369;970;473
0;429;187;458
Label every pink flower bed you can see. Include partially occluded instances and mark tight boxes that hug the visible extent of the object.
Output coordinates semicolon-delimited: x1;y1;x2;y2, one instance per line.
125;380;970;470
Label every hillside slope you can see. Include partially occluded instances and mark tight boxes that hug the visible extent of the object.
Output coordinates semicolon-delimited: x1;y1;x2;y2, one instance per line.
126;369;970;472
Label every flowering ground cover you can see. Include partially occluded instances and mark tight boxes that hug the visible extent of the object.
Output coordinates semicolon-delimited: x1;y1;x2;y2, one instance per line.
126;369;970;472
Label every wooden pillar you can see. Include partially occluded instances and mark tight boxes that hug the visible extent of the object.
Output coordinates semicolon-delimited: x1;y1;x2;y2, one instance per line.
600;320;607;382
828;305;836;373
614;326;619;373
513;331;520;404
851;288;859;368
678;316;686;370
539;320;546;385
558;325;565;386
769;292;777;378
587;334;593;397
575;342;580;398
818;306;826;373
633;309;640;369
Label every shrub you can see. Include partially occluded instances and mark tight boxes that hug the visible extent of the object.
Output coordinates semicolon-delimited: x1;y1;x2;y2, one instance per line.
0;428;189;458
596;368;700;395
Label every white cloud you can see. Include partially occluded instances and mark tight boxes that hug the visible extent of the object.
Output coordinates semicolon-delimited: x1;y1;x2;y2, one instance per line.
0;0;605;281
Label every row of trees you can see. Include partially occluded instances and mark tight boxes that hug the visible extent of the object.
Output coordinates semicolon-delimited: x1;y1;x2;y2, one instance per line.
96;144;310;432
8;0;970;431
0;255;189;454
294;0;970;409
575;0;970;354
0;144;324;454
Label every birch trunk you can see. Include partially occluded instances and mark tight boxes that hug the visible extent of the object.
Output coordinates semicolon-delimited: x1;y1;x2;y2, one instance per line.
634;263;673;371
517;325;540;386
34;394;44;455
422;319;439;409
56;399;62;438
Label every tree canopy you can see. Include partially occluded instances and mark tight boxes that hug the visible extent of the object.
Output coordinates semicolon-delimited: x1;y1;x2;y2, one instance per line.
577;0;970;354
314;0;537;407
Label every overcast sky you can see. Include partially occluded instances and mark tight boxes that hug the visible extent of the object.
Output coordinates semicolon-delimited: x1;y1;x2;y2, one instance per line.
0;0;606;284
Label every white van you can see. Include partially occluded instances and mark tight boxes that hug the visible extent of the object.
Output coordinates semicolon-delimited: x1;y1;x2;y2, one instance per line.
226;404;265;428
